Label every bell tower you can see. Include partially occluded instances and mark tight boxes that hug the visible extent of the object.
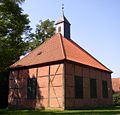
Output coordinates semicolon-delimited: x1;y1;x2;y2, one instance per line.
55;5;71;39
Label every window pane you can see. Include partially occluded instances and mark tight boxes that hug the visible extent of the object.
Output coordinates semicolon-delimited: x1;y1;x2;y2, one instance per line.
75;76;83;98
102;80;108;98
27;78;37;99
90;79;97;98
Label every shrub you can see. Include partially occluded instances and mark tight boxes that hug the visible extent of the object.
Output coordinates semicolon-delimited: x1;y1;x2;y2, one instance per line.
113;93;120;105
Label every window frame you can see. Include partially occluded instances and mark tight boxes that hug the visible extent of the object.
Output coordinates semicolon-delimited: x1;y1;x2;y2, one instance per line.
90;78;97;98
58;26;61;33
74;76;83;98
27;77;37;99
102;80;108;98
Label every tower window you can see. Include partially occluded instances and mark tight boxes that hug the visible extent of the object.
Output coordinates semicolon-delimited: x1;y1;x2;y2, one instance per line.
58;26;61;32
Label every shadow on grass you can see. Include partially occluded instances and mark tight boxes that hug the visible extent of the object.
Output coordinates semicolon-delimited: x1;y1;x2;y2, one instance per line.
0;106;120;115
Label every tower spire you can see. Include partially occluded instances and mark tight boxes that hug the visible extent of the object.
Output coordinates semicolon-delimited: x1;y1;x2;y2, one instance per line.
55;4;71;39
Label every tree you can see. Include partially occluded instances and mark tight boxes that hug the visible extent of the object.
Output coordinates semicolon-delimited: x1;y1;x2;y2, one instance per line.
12;0;25;3
29;19;55;50
0;0;30;72
5;0;25;4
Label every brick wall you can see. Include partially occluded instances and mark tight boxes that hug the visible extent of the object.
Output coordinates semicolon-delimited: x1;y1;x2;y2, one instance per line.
8;63;64;109
65;62;112;109
8;62;112;110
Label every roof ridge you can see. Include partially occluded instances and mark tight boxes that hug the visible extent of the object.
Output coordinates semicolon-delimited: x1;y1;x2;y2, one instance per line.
59;33;66;59
64;38;112;73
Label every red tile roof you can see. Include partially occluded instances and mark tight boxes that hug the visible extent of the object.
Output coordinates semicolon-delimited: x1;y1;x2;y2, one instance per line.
10;33;112;73
112;78;120;93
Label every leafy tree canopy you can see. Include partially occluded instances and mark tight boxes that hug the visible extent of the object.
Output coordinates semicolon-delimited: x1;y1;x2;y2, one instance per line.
0;0;56;71
1;0;25;4
0;0;30;72
29;19;55;50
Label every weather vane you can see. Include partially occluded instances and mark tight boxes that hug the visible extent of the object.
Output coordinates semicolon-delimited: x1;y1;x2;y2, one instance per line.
62;4;64;15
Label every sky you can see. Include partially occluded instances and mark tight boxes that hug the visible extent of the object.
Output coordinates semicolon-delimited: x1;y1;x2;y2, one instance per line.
21;0;120;78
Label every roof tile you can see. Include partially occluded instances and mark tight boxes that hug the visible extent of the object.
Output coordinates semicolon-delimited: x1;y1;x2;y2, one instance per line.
112;78;120;93
10;33;112;73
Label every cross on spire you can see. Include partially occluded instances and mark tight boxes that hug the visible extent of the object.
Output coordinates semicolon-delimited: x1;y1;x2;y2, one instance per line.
62;4;64;15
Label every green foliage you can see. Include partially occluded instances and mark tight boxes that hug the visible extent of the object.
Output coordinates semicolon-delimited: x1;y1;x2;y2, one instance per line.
0;1;55;71
113;93;120;105
9;0;25;4
29;19;55;50
0;0;30;72
0;0;25;4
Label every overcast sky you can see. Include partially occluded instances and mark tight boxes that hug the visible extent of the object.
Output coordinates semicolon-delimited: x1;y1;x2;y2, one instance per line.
21;0;120;78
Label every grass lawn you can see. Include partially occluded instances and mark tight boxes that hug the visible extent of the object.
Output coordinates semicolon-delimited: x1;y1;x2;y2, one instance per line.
0;106;120;115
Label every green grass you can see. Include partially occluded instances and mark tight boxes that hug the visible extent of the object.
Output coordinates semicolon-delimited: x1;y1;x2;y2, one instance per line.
0;106;120;115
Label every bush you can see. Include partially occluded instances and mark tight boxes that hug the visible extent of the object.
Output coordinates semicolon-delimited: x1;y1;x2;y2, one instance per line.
113;93;120;105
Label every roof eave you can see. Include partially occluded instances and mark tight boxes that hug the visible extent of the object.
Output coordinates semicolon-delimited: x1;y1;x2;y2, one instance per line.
9;59;66;70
